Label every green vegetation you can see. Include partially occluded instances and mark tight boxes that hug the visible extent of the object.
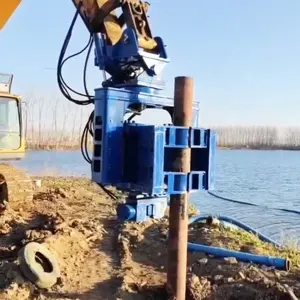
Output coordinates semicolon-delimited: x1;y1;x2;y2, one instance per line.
215;126;300;150
186;203;300;270
212;225;300;270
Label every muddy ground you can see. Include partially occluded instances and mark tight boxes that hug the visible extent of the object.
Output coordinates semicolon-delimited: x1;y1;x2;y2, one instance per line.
0;177;300;300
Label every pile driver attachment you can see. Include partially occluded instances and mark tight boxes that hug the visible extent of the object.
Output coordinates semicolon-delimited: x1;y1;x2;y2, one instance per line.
71;0;168;87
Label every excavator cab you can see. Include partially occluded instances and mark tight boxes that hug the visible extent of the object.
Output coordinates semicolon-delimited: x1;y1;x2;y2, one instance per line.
0;73;31;208
0;73;24;160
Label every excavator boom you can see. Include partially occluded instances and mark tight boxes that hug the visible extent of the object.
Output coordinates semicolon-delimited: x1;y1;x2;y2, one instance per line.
0;0;106;32
1;0;158;51
0;0;22;30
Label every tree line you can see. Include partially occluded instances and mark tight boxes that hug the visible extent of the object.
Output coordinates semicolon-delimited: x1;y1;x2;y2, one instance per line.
21;96;300;150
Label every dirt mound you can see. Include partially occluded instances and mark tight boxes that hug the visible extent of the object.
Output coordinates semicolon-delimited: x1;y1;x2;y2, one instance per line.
0;177;120;300
0;176;299;300
117;219;300;300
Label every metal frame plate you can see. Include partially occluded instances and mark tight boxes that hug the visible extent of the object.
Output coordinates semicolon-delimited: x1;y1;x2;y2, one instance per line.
0;73;13;94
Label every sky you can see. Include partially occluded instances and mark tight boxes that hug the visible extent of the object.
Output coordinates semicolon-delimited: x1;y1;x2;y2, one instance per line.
1;0;300;127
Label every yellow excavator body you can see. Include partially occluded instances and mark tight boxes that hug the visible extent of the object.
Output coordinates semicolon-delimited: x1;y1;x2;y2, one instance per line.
0;73;32;207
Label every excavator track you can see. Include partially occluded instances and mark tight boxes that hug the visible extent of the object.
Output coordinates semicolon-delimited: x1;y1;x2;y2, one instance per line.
0;164;33;209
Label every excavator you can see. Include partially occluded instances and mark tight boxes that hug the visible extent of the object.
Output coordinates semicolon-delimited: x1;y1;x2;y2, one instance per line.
0;0;170;208
1;0;214;218
0;71;32;208
1;4;215;296
1;3;215;298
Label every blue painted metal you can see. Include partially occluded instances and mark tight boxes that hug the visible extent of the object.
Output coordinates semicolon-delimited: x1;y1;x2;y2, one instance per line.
91;85;216;221
117;195;168;222
91;86;216;221
92;104;216;195
117;204;136;221
92;87;206;186
120;123;215;194
94;31;169;89
89;5;216;222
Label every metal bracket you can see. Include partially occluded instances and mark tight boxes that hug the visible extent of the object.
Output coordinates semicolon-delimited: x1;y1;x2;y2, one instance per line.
0;73;13;94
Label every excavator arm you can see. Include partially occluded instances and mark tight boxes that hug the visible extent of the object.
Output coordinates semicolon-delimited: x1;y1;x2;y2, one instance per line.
72;0;157;51
1;0;157;51
0;0;22;30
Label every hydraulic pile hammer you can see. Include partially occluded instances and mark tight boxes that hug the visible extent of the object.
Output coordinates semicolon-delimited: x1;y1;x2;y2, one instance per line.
69;0;217;222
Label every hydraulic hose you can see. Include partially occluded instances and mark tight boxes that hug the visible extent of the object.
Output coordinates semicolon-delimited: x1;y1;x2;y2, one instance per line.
207;191;300;216
188;215;290;271
188;215;280;247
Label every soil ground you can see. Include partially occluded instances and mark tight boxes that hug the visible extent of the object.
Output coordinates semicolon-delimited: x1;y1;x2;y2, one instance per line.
0;176;300;300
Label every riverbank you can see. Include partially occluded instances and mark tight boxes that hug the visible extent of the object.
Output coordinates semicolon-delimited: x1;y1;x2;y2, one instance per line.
0;177;299;299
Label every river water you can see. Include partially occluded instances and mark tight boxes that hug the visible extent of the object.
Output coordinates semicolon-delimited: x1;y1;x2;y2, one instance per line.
11;149;300;244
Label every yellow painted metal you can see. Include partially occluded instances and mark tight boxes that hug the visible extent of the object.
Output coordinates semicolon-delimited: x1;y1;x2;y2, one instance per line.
0;92;25;159
72;0;158;51
0;0;22;30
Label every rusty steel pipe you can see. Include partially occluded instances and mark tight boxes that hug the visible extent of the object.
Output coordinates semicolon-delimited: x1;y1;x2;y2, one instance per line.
167;77;194;300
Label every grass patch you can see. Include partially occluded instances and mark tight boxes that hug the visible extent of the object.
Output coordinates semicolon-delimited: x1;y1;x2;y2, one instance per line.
214;226;300;270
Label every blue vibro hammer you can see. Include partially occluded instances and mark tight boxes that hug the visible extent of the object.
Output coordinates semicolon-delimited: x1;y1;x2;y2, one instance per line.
61;0;217;222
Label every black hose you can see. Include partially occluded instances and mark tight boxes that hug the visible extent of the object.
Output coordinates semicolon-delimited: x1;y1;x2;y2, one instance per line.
56;2;93;106
56;4;119;201
59;35;93;98
207;191;300;216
